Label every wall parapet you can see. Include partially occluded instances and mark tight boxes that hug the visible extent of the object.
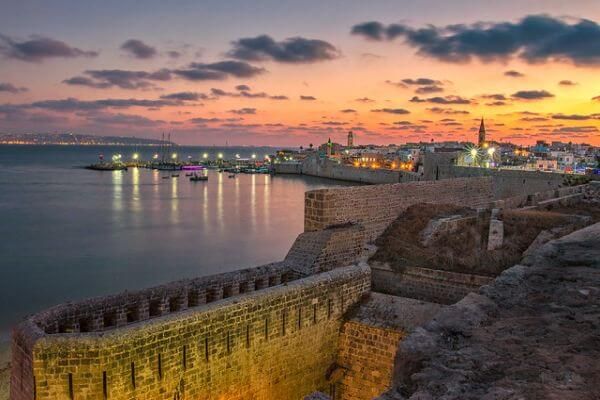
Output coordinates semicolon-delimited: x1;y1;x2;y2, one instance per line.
29;262;297;336
12;264;372;400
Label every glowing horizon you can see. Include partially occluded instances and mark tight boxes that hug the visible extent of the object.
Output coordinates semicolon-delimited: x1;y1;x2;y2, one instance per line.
0;0;599;146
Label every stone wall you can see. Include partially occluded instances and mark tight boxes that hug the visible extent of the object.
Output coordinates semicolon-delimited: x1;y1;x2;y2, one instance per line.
371;264;493;305
285;225;366;276
336;322;403;400
12;265;371;400
304;177;494;241
301;156;420;184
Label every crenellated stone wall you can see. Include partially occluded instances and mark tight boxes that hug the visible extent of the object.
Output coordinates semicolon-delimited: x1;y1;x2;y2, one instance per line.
12;265;371;400
304;177;494;241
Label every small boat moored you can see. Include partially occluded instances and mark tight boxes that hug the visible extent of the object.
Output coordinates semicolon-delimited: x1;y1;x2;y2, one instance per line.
189;173;208;182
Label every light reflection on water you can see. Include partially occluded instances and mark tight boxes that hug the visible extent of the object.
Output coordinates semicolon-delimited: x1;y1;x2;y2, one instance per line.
0;145;357;341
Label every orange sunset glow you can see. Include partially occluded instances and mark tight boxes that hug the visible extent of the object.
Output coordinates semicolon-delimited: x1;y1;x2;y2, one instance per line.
1;0;599;146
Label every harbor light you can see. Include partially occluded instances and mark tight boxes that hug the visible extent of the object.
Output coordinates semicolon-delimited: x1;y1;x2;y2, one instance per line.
470;148;478;158
132;153;139;160
487;147;496;156
235;153;240;159
153;154;159;159
217;153;223;159
202;153;208;159
171;153;177;159
251;154;256;159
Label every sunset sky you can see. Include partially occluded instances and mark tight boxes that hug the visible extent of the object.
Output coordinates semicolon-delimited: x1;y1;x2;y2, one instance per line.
1;0;599;146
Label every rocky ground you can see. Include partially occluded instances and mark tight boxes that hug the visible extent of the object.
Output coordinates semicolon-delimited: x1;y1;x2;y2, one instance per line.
371;200;599;277
380;222;600;400
0;342;9;400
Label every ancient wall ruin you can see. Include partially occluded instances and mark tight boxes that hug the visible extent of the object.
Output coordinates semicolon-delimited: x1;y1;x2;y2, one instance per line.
371;265;493;305
12;265;370;400
304;177;494;241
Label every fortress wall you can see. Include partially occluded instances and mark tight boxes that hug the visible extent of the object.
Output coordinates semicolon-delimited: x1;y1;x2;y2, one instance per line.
29;262;295;336
13;265;371;400
336;321;404;400
285;225;366;276
452;167;566;199
371;265;493;305
301;157;420;184
304;177;494;241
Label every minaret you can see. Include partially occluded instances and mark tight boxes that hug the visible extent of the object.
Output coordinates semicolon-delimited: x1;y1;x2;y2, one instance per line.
478;118;486;146
326;137;332;157
347;131;354;148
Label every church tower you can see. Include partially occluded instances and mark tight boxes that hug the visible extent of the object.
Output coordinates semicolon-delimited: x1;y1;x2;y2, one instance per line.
478;118;486;147
347;130;354;148
326;137;332;157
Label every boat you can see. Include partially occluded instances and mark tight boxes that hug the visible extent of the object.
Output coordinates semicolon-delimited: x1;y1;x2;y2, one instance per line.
162;176;170;179
190;173;208;182
228;174;236;178
185;173;193;177
171;174;179;178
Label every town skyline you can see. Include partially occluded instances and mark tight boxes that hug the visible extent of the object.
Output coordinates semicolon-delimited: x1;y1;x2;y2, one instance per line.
1;0;600;146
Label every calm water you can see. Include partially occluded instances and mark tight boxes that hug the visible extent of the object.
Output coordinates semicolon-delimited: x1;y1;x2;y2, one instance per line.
0;145;354;343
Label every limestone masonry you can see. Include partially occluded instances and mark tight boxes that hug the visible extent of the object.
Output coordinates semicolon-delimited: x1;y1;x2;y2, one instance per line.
11;176;596;400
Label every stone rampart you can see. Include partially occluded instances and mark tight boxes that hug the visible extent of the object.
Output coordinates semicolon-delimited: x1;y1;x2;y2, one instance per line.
304;177;494;241
285;224;366;276
301;157;420;184
12;265;371;400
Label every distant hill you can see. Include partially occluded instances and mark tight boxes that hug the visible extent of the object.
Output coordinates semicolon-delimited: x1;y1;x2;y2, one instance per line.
0;133;176;146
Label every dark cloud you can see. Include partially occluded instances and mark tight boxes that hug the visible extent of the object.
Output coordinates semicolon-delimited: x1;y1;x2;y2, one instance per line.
551;113;600;120
228;35;340;63
393;120;413;125
173;61;265;80
24;97;181;112
410;95;470;104
0;82;28;93
300;95;317;101
351;15;600;65
558;80;577;86
340;109;357;113
355;97;375;103
64;69;172;90
235;84;251;91
481;94;508;101
427;107;470;114
401;78;442;86
166;50;181;59
511;90;554;100
209;87;288;100
371;108;410;114
520;116;548;122
121;39;157;59
504;70;525;78
552;126;598;133
415;85;444;94
86;112;165;126
160;92;208;101
593;95;600;101
229;107;256;115
0;34;98;62
486;101;509;106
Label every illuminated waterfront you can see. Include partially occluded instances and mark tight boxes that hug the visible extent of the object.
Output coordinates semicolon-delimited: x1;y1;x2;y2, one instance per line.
0;145;354;344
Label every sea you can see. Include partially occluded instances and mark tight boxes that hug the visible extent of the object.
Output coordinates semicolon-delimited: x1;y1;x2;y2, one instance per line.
0;145;355;348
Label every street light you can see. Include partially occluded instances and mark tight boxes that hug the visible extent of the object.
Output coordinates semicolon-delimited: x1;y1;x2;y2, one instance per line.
251;153;256;159
217;153;223;159
132;153;139;160
202;153;208;159
171;153;177;159
487;147;495;156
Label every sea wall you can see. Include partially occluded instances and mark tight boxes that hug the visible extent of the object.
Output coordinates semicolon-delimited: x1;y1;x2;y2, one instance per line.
304;177;494;241
300;157;420;184
12;265;371;400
